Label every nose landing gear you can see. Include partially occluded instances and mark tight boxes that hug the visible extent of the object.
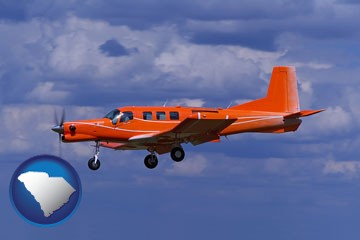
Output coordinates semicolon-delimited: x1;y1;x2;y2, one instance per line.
88;141;101;171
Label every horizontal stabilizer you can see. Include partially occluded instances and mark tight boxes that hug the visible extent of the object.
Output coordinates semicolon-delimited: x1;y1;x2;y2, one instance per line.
284;109;325;119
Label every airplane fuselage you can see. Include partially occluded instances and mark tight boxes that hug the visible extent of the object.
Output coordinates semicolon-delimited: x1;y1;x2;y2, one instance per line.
62;106;301;144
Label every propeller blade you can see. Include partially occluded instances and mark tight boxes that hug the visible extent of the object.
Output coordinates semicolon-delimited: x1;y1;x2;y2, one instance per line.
60;108;65;126
54;110;59;126
53;108;66;157
54;108;66;127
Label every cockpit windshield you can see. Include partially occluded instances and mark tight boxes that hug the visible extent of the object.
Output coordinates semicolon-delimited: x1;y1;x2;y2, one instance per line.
104;109;120;125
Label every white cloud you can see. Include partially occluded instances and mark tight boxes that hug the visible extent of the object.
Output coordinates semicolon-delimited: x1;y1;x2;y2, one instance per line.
47;16;137;80
0;15;292;107
323;160;360;178
300;106;351;135
165;154;207;176
297;80;314;109
0;104;104;155
233;99;253;105
26;82;69;103
345;87;360;125
154;43;283;91
167;98;205;107
290;61;333;70
299;80;313;95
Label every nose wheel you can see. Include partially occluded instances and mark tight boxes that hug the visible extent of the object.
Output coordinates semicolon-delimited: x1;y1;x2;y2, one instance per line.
88;141;101;171
88;157;101;170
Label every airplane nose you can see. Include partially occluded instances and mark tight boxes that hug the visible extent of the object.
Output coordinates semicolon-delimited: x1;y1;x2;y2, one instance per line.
52;125;64;134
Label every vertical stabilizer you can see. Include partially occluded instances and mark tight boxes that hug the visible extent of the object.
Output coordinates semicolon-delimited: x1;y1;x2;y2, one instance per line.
231;66;300;113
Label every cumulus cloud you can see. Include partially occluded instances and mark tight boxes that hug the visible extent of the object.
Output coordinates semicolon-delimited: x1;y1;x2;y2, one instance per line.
154;42;284;100
167;98;205;107
345;87;360;126
26;82;69;103
290;61;333;70
299;106;351;136
323;160;360;178
0;15;293;108
299;80;313;95
0;104;104;155
165;154;207;176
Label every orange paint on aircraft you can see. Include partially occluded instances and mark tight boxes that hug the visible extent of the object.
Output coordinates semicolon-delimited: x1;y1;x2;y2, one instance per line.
52;66;324;170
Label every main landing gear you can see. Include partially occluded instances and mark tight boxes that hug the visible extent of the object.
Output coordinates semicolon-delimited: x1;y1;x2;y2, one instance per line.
170;147;185;162
144;154;158;169
143;146;185;169
88;141;101;171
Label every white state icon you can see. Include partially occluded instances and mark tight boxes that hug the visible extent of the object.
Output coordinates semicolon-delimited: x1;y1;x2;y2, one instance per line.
18;171;76;217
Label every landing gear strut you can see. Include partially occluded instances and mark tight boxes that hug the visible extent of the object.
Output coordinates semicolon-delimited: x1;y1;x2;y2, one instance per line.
144;153;158;169
88;141;101;170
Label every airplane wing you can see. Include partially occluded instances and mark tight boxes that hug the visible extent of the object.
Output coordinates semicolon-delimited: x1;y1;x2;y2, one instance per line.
100;112;237;153
169;112;237;145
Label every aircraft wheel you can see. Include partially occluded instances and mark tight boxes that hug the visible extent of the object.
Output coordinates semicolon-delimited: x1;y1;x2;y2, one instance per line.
144;154;158;169
171;147;185;162
88;157;101;170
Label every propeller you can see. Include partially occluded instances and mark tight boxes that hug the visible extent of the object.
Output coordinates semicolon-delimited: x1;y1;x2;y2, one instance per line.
52;108;65;156
52;109;65;134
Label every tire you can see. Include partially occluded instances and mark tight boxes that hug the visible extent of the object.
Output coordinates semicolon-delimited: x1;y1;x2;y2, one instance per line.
88;157;101;170
144;154;158;169
171;147;185;162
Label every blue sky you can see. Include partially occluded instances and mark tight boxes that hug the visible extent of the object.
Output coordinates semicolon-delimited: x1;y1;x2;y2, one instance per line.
1;0;360;239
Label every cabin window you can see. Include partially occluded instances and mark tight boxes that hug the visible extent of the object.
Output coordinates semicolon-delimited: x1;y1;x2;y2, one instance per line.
156;112;166;120
120;111;133;122
170;111;179;120
143;111;152;120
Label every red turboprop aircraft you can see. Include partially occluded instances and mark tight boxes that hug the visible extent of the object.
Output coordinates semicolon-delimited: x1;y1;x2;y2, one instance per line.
52;66;324;170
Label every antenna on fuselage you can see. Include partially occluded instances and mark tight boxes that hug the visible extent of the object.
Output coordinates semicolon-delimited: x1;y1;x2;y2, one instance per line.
163;100;168;107
226;101;233;109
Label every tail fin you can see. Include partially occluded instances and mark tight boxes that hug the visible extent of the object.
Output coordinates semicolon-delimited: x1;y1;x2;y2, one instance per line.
231;66;300;113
